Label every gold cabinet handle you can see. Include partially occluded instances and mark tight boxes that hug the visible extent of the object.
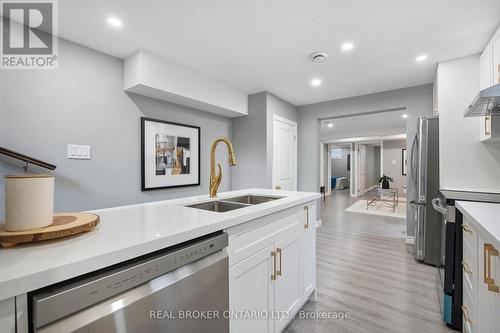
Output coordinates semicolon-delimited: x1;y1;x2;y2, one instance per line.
462;224;472;233
461;261;472;274
461;305;472;325
271;250;277;281
484;243;499;293
304;206;309;229
276;248;282;276
275;185;281;190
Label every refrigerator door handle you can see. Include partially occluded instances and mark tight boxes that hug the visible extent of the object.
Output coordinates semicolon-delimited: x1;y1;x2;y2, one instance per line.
410;134;418;187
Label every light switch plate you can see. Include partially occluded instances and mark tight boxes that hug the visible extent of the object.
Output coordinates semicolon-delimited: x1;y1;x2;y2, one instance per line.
67;144;91;160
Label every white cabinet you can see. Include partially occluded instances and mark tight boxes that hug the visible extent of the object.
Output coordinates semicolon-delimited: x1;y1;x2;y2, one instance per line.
227;202;317;333
491;30;500;85
462;216;500;333
479;43;494;90
301;204;316;300
229;245;275;333
478;27;500;142
476;233;499;333
274;231;302;333
0;297;15;333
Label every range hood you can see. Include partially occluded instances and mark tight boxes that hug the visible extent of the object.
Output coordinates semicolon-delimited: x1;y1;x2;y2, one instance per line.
464;84;500;117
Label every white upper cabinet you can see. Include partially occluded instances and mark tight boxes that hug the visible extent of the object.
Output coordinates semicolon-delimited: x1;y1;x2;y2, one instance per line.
478;26;500;142
492;30;500;85
479;43;493;90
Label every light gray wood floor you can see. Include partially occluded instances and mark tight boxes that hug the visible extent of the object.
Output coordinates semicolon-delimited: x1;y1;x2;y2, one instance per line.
285;189;452;333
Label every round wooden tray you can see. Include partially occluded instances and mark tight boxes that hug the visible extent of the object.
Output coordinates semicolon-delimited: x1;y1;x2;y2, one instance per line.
0;212;100;248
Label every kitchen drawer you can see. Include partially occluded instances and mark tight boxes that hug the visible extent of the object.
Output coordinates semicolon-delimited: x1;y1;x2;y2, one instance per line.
463;239;478;301
462;286;476;333
462;217;477;254
227;207;301;266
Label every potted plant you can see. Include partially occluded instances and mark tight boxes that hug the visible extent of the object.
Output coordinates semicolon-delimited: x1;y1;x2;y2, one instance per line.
377;175;394;189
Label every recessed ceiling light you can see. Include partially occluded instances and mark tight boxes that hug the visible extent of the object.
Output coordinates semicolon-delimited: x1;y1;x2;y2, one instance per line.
415;54;428;62
341;42;354;51
402;114;408;119
327;123;334;128
311;78;322;87
107;17;123;28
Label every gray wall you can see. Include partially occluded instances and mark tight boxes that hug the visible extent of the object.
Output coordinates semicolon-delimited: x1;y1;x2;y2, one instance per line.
365;146;379;188
0;38;233;219
330;147;349;178
231;92;268;189
297;84;433;236
232;92;298;189
382;140;407;190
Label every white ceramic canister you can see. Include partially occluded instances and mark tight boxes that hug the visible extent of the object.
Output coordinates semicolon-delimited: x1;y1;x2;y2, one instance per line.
5;174;54;231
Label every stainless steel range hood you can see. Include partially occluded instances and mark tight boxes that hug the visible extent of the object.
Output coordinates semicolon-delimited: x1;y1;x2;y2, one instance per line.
464;84;500;117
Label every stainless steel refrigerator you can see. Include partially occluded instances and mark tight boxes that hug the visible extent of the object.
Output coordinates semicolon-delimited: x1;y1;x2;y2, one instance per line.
409;115;441;266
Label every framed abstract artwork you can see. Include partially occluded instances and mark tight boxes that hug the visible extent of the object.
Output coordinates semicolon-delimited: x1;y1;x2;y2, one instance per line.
141;117;200;191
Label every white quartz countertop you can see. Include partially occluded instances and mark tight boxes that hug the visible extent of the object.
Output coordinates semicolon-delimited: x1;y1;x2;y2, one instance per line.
456;201;500;245
0;188;319;301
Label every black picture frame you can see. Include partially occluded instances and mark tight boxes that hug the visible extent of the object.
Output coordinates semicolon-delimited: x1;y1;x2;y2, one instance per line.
141;117;201;191
402;148;407;176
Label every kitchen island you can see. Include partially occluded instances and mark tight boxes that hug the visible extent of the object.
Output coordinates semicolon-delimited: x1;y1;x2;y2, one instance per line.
0;188;320;333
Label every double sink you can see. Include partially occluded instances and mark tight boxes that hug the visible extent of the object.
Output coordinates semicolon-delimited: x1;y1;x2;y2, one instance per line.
186;195;284;212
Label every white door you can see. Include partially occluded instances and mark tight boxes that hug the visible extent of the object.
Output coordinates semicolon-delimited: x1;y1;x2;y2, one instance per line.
301;204;316;300
229;245;275;333
273;115;297;191
274;230;302;333
358;144;367;195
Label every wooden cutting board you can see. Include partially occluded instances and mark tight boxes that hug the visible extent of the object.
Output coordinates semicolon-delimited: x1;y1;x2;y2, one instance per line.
0;212;100;248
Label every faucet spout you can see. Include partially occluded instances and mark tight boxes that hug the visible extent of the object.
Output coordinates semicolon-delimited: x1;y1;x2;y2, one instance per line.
209;137;237;198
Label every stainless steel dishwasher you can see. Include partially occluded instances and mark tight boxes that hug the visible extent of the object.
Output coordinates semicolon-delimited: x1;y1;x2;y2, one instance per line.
30;232;229;333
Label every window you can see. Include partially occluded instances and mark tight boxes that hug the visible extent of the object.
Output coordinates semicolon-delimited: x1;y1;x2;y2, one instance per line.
331;148;342;160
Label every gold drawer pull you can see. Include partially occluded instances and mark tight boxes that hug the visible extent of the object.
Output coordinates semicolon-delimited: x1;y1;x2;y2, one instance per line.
461;261;472;274
461;305;472;325
276;248;282;276
484;243;499;293
462;224;472;233
304;206;309;229
271;251;277;281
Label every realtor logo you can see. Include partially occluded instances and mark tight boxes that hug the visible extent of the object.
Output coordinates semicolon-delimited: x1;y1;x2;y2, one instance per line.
1;0;58;69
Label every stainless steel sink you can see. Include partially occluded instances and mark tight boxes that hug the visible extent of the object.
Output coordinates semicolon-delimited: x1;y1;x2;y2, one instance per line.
185;200;250;212
222;195;284;205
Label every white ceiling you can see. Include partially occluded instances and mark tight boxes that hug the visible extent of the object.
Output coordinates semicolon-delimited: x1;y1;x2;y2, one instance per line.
57;0;500;106
320;110;407;141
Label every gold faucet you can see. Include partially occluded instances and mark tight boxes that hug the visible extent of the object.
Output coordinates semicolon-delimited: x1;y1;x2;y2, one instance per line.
209;137;237;198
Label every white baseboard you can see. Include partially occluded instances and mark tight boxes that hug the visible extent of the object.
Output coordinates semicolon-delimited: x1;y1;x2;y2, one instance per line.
404;236;415;245
315;219;322;228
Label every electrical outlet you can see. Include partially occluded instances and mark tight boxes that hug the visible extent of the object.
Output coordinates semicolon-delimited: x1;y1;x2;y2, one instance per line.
67;144;91;160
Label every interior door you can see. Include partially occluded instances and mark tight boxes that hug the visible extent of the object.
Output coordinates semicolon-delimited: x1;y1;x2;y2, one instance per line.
274;231;302;333
273;115;297;191
229;245;274;333
357;144;367;195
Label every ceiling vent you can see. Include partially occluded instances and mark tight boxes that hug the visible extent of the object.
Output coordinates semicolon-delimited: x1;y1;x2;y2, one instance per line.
309;51;328;63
